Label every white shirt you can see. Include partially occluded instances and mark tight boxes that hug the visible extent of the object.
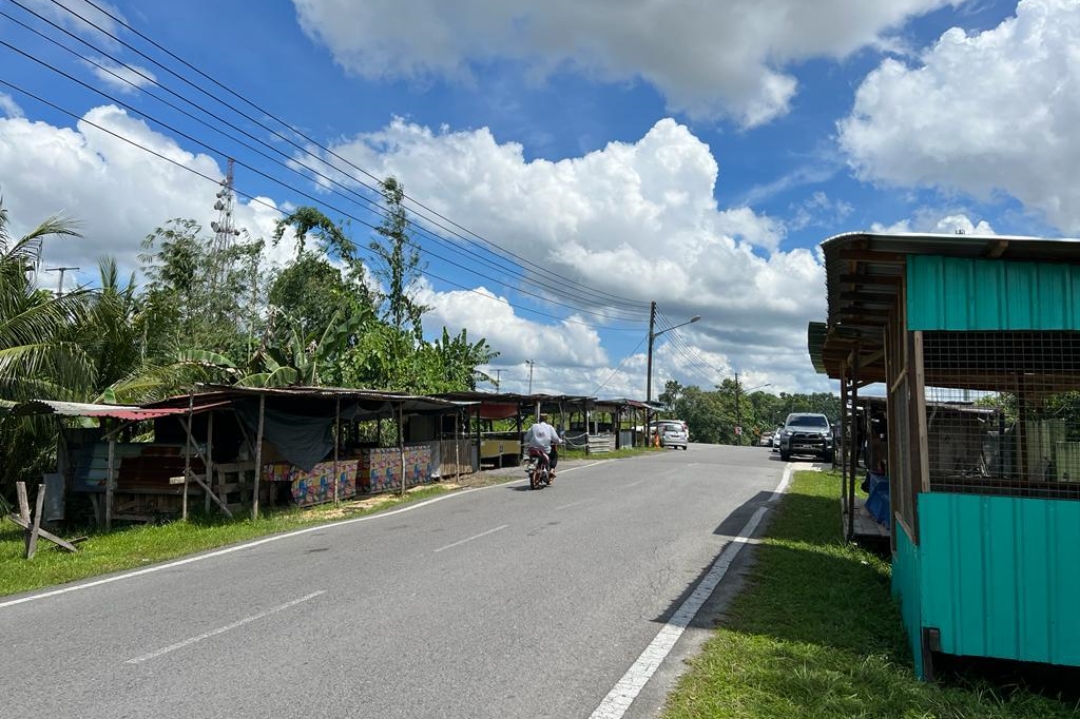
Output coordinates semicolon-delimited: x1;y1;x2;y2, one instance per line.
524;421;560;450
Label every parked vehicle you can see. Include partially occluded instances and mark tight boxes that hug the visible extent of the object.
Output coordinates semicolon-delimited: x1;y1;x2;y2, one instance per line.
524;447;553;489
771;426;783;452
651;420;689;450
759;430;774;447
778;413;833;463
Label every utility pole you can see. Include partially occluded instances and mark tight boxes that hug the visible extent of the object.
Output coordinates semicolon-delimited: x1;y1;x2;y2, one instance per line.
646;301;657;445
494;369;503;393
45;266;79;296
526;360;535;394
734;372;741;446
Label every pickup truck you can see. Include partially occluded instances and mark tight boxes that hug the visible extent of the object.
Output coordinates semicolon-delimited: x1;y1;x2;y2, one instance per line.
778;412;834;463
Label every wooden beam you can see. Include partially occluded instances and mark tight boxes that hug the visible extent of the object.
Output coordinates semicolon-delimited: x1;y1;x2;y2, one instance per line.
837;305;893;316
839;292;899;304
837;250;906;263
839;274;902;286
982;239;1009;258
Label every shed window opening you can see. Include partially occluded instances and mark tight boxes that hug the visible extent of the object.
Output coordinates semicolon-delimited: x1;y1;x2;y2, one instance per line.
922;331;1080;499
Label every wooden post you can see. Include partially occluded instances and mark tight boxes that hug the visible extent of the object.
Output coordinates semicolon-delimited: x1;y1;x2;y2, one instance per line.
16;481;30;554
839;362;849;536
398;404;406;497
848;351;859;542
252;395;265;520
333;398;341;503
27;483;45;559
455;410;461;484
183;390;193;521
106;422;116;531
205;411;214;514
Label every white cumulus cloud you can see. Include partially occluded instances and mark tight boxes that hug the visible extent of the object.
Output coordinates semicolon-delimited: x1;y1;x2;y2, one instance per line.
0;105;288;277
304;116;829;391
839;0;1080;233
292;0;957;126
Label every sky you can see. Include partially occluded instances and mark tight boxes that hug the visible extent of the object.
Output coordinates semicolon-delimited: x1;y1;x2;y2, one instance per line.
1;0;1078;400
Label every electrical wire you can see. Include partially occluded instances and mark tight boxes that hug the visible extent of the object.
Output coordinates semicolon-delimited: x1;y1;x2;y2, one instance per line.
13;0;651;315
0;77;645;333
0;42;651;327
0;5;649;320
590;334;648;396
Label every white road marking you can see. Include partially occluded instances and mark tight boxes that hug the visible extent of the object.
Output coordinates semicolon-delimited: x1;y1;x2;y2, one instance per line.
0;489;483;610
623;480;645;489
588;462;795;719
0;459;609;611
433;524;509;553
555;498;596;511
125;590;325;664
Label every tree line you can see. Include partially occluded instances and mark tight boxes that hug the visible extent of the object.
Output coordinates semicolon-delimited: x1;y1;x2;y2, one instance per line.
0;177;497;504
658;379;840;445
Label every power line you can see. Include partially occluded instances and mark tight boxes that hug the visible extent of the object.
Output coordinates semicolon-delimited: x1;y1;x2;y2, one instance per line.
590;333;648;396
67;0;649;312
0;77;644;333
0;7;649;321
13;0;650;315
0;45;647;327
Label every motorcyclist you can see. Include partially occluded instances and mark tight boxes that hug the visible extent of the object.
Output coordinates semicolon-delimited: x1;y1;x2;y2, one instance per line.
523;414;563;480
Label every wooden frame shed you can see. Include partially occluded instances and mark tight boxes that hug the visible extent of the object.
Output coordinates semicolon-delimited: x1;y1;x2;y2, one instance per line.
811;231;1080;679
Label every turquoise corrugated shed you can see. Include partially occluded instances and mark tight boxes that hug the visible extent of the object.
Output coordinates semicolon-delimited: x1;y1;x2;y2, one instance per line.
916;493;1080;666
892;524;924;678
907;255;1080;330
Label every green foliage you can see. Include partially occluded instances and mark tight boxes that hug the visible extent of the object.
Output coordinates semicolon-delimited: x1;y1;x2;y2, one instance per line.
369;177;427;339
138;218;267;359
0;202;94;500
671;383;841;445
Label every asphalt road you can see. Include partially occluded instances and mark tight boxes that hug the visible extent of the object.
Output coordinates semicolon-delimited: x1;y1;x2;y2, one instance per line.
2;444;789;719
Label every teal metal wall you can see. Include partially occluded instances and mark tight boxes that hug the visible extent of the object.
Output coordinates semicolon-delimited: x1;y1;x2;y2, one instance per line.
892;523;924;678
917;492;1080;666
907;255;1080;331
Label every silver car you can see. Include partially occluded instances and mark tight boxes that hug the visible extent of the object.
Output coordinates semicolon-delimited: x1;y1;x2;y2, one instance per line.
655;421;689;450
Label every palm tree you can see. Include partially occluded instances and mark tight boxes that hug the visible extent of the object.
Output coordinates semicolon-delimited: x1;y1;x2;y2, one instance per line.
0;202;92;507
0;201;93;402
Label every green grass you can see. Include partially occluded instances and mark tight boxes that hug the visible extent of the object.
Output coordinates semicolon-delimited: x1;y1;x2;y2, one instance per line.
0;485;451;598
661;470;1080;719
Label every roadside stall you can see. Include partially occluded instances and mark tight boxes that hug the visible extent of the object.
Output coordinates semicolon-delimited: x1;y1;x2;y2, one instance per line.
811;230;1080;679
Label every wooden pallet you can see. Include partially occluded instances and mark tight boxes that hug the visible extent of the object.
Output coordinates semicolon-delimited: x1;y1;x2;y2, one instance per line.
841;495;890;539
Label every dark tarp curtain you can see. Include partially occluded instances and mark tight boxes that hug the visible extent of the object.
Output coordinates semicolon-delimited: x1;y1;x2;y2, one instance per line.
236;399;396;472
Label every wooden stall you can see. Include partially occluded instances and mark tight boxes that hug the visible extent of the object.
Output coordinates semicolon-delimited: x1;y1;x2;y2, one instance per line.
810;230;1080;680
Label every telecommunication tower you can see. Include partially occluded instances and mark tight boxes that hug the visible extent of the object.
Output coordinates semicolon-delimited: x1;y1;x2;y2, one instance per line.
209;158;241;287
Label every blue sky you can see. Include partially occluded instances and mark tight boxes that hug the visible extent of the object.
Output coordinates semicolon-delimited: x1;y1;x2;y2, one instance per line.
1;0;1077;398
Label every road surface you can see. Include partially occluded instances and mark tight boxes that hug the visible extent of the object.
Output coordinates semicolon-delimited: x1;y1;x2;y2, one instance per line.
2;444;790;718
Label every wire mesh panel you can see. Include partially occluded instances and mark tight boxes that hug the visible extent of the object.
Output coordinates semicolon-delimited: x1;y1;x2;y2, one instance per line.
922;331;1080;499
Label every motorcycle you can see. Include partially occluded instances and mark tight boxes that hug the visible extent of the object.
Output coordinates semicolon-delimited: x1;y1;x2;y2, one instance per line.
524;447;553;490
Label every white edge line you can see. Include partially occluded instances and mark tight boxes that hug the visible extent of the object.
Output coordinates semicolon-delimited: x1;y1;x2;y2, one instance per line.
433;524;509;553
0;458;608;611
126;590;325;664
588;462;795;719
1;486;486;610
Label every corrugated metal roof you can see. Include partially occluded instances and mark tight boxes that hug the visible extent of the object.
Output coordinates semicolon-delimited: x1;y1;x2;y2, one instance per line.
8;400;213;420
145;385;474;416
813;231;1080;381
908;255;1080;331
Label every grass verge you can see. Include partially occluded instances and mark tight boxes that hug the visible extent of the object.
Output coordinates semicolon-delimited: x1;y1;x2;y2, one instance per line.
0;484;454;598
661;469;1080;719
